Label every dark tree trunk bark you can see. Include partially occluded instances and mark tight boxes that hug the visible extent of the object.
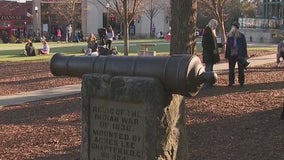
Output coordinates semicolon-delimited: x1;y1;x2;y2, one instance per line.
170;0;197;55
123;0;129;56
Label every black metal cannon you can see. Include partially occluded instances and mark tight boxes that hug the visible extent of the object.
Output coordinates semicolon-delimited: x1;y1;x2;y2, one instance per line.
50;53;217;96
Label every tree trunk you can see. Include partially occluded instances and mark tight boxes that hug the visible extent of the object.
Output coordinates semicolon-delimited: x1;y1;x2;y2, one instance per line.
149;0;153;37
123;0;129;56
150;18;153;37
124;22;129;56
219;20;226;53
170;0;197;55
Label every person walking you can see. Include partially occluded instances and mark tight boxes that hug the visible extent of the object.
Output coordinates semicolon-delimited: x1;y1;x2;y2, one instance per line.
201;19;220;88
225;21;249;87
106;26;114;49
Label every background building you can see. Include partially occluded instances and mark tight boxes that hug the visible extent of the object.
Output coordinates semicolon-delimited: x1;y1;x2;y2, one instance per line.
20;0;170;41
84;0;170;39
0;1;33;43
239;0;284;43
0;0;170;42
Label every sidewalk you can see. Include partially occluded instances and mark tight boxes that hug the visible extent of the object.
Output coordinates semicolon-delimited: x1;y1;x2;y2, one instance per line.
0;54;277;108
214;53;276;71
0;84;81;108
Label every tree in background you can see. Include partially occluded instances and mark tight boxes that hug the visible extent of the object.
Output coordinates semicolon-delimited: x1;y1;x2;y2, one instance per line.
241;0;258;18
106;0;144;55
144;0;167;37
48;0;81;35
170;0;197;55
198;0;232;52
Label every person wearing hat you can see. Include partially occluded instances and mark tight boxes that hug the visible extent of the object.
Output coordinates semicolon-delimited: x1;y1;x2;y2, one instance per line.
225;21;249;87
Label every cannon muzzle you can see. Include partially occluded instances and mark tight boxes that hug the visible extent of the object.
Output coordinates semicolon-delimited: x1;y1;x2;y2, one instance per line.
50;53;217;96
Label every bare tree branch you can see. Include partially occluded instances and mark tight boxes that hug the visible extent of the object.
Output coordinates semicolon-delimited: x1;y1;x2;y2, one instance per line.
104;0;145;55
198;0;232;52
144;0;164;36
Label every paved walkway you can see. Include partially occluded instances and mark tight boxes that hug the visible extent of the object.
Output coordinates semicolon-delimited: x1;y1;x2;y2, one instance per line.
0;54;277;108
0;85;81;108
214;53;276;71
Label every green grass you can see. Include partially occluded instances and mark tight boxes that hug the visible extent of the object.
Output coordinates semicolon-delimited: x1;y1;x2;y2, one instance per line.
0;39;171;62
0;42;87;62
247;46;277;52
0;39;277;62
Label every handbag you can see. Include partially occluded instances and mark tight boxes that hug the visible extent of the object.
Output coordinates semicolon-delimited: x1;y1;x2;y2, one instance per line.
238;57;250;70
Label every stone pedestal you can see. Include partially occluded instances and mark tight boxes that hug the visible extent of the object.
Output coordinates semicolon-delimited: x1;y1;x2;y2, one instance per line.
81;73;188;160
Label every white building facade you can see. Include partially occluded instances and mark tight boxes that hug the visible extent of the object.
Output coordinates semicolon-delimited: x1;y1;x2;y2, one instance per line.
83;0;170;37
32;0;170;39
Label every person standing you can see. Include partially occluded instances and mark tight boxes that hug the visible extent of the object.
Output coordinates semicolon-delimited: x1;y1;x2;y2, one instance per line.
57;28;62;42
66;24;72;42
201;19;220;88
106;26;114;49
68;24;72;42
276;40;284;67
225;21;248;87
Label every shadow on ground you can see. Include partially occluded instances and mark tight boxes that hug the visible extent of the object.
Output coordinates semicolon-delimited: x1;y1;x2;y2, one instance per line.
187;107;284;160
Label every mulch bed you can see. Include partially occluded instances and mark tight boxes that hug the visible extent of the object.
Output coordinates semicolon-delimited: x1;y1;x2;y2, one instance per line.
186;63;284;160
0;61;81;96
0;54;283;160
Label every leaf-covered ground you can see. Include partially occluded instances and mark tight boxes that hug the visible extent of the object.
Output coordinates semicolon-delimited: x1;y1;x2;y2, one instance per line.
0;54;283;160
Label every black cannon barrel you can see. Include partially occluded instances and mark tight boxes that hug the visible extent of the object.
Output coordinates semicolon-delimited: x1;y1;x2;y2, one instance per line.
50;53;217;96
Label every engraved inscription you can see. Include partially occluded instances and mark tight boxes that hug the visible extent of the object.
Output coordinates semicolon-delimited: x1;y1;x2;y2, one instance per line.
89;99;145;160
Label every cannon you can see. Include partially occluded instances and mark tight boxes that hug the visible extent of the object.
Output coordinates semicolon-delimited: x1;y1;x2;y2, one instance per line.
50;53;217;96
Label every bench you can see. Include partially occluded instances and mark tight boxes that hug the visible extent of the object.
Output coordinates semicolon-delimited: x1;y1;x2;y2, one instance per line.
137;43;157;56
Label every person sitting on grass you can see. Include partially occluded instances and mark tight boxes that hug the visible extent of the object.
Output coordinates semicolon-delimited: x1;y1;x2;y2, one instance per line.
38;40;50;55
24;39;36;56
83;33;98;56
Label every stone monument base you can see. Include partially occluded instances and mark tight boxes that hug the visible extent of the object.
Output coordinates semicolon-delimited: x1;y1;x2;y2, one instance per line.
81;73;189;160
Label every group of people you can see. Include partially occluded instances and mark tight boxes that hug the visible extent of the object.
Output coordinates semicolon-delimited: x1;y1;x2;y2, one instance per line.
203;18;284;88
83;25;117;56
24;37;50;56
24;25;116;57
202;19;249;88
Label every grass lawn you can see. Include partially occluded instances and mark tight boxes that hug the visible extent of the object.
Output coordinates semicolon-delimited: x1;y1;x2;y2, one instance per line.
0;39;277;62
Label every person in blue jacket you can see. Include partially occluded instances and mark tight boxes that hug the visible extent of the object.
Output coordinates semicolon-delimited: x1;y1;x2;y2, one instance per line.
225;21;249;87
